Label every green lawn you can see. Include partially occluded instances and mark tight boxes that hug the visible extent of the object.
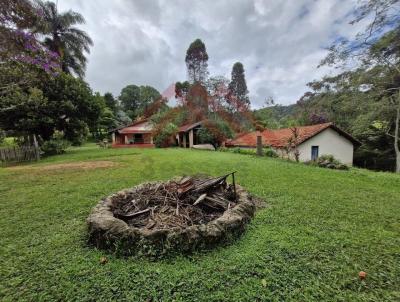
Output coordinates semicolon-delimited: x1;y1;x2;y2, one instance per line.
0;145;399;301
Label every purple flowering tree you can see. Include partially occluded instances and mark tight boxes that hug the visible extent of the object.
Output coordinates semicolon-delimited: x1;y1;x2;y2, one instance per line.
0;0;60;92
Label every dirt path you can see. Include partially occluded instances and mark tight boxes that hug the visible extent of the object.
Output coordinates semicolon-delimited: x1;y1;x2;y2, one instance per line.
6;160;118;171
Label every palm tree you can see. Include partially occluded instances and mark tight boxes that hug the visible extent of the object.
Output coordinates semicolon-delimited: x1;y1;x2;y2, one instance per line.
35;1;93;78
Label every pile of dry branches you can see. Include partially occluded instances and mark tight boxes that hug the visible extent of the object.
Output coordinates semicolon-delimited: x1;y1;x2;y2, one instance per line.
112;173;237;230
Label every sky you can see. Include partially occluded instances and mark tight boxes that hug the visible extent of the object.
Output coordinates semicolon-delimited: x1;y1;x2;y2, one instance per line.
58;0;365;108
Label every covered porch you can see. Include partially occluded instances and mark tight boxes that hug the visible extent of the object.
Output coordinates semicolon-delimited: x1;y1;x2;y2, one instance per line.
110;119;155;148
177;121;203;148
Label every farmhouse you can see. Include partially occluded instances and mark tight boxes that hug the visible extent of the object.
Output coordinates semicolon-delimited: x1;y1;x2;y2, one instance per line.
226;123;360;165
111;119;155;147
111;119;206;148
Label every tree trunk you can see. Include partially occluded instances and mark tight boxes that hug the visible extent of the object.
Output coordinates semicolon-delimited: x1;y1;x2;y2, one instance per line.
395;93;400;173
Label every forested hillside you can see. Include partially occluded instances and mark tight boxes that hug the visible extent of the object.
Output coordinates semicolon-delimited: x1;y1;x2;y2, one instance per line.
255;0;400;172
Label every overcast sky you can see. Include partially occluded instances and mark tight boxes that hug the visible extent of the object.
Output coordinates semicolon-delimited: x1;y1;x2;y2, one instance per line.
58;0;364;108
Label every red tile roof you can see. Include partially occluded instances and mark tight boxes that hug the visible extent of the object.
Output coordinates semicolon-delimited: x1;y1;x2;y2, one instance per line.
226;123;360;148
117;119;153;134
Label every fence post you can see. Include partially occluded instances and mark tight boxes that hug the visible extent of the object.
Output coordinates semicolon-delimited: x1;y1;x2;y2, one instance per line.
33;134;40;161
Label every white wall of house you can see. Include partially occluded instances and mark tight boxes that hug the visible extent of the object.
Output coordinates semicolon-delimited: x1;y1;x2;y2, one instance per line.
297;128;354;165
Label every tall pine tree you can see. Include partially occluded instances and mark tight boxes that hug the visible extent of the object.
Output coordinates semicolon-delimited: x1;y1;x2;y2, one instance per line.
228;62;250;111
185;39;209;84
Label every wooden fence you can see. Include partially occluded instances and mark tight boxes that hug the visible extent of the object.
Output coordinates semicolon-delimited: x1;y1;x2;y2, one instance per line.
0;145;40;165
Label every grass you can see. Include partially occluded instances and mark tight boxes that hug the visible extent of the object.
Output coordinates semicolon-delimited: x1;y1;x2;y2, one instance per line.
0;144;399;301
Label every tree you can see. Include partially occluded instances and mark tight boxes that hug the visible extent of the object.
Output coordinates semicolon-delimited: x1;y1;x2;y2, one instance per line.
175;81;191;104
185;39;209;83
119;84;161;120
322;0;400;172
206;76;230;113
35;1;93;78
0;73;103;145
119;84;140;119
197;118;234;148
137;85;161;116
286;127;300;162
228;62;250;112
103;92;116;112
0;0;60;93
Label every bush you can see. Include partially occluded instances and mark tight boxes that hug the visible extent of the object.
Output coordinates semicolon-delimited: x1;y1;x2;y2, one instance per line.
153;123;178;147
306;154;349;170
41;131;71;156
263;147;278;158
198;119;234;148
219;147;278;158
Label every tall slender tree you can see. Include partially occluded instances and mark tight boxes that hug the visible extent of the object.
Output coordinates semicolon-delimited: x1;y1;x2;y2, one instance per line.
35;1;93;78
185;39;209;83
228;62;250;111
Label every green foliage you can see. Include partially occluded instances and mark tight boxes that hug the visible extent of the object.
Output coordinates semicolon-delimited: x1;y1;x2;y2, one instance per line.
0;73;103;145
197;127;213;144
198;118;234;148
175;81;191;101
228;62;250;110
41;73;102;144
41;130;70;155
35;0;93;77
1;145;399;301
219;147;278;158
264;147;278;158
119;84;161;120
103;92;117;113
137;85;161;115
306;154;349;170
0;86;50;137
185;39;209;83
254;104;299;129
153;122;178;147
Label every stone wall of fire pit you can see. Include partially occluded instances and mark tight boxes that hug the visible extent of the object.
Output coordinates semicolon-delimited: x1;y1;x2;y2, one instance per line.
87;179;256;257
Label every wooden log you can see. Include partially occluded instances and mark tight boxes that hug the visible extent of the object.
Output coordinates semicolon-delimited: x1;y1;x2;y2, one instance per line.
193;193;207;206
204;195;229;210
115;208;151;219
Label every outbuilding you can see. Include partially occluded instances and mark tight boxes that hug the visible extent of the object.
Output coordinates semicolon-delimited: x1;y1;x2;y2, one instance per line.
226;123;360;165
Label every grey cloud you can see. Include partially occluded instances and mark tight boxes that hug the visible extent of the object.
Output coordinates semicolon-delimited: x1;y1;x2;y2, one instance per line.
59;0;360;107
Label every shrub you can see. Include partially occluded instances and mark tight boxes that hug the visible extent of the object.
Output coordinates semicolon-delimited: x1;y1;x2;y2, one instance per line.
198;119;234;148
41;131;70;156
306;154;349;170
219;146;278;158
153;123;178;147
263;147;278;158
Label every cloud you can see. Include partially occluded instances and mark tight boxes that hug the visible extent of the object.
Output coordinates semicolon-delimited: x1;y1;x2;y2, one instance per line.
59;0;361;108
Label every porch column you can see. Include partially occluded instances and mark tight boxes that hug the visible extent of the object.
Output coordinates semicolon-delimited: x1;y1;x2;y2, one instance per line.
150;135;153;144
111;133;115;144
189;129;194;148
183;133;187;148
176;134;180;146
124;135;128;144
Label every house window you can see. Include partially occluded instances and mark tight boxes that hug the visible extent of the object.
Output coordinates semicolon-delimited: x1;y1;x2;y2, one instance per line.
311;146;319;161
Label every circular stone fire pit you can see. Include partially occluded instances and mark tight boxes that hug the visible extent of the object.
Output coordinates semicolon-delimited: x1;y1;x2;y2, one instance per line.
87;175;256;256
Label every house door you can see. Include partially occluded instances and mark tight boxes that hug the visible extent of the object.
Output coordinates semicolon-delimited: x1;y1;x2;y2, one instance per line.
311;146;319;161
134;133;144;144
